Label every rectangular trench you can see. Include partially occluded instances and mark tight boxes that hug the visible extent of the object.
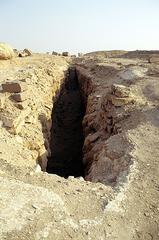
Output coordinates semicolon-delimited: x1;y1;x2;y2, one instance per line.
46;67;85;178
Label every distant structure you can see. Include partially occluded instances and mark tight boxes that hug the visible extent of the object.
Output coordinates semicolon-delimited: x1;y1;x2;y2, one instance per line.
62;52;70;57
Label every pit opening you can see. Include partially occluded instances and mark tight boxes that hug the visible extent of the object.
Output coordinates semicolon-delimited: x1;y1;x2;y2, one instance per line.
46;67;85;178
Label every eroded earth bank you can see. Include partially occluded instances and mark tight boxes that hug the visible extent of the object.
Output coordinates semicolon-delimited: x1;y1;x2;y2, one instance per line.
0;51;159;240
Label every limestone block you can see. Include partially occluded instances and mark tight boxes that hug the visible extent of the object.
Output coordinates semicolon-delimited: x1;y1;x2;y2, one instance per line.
111;84;130;98
12;92;28;102
2;81;27;93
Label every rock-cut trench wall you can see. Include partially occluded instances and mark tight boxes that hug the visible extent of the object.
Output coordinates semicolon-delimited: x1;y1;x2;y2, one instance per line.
76;66;133;186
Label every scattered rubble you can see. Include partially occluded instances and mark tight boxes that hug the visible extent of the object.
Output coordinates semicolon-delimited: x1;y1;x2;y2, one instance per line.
18;48;32;57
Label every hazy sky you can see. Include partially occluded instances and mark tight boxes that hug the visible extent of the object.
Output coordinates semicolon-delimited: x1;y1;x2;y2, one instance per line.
0;0;159;54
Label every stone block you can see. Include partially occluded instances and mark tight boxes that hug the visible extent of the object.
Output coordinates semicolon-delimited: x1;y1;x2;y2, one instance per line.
111;84;130;98
2;81;27;93
12;92;28;102
23;48;32;56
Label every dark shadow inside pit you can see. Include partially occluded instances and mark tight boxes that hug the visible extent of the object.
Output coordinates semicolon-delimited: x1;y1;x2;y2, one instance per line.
46;67;85;178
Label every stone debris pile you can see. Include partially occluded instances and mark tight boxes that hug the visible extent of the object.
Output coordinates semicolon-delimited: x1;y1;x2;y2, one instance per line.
0;80;30;134
18;48;32;57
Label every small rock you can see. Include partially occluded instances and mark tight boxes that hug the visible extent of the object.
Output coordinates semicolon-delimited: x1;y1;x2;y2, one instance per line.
23;48;32;56
144;212;150;217
15;135;23;144
18;49;32;57
77;176;85;181
111;84;130;98
68;176;75;180
34;164;42;173
96;95;102;98
64;192;69;195
76;188;82;192
32;204;38;209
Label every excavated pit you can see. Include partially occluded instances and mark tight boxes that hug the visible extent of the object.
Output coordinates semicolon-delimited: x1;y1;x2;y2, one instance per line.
46;67;85;178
